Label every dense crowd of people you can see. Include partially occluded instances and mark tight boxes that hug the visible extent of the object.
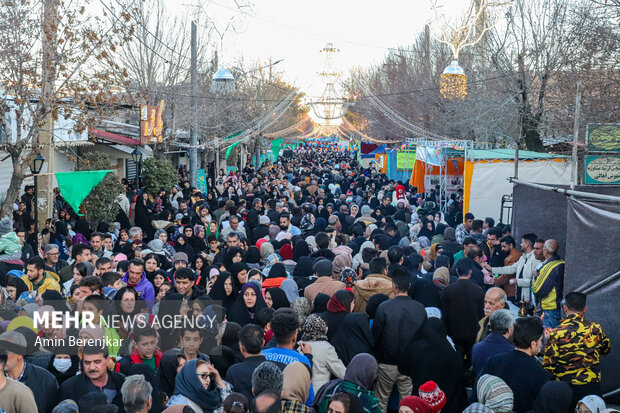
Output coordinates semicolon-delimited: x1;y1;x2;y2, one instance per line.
0;148;613;413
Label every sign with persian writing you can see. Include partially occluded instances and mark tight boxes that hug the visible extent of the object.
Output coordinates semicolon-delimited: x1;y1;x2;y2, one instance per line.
585;156;620;184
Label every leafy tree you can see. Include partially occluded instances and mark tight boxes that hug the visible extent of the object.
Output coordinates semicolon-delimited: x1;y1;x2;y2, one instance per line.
142;158;178;196
77;152;122;225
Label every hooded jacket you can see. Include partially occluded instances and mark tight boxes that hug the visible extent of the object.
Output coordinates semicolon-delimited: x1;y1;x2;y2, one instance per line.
21;270;62;295
353;273;395;313
121;270;155;308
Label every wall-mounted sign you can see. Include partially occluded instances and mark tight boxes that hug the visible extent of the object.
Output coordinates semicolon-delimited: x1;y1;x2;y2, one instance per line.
586;124;620;153
585;155;620;184
140;100;165;144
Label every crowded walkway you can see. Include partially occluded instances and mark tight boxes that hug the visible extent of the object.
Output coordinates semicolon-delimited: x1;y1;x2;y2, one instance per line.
0;147;612;413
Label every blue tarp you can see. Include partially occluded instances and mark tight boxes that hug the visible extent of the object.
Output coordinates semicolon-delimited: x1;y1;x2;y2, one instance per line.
387;150;414;182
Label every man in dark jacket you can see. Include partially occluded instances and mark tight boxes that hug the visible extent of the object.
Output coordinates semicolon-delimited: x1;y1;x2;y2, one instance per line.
59;345;126;412
246;198;263;243
441;258;485;365
471;309;515;375
372;267;427;411
226;325;276;402
0;331;58;413
481;317;550;413
252;215;271;245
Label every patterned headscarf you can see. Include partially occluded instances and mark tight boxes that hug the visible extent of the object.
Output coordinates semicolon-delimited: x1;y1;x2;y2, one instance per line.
338;267;357;286
301;314;328;341
476;374;513;413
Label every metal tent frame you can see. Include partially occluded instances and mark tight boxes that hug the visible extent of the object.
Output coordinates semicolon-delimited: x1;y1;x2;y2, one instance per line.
405;137;474;212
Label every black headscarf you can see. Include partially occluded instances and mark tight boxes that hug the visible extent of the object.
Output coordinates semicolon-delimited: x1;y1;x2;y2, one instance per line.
246;246;261;265
418;220;436;239
209;272;237;310
533;381;573;413
293;240;311;261
208;345;238;378
227;283;268;326
156;351;187;396
174;234;196;262
312;293;330;314
344;353;378;389
224;247;244;270
266;287;290;309
267;263;287;279
331;313;374;365
229;263;249;292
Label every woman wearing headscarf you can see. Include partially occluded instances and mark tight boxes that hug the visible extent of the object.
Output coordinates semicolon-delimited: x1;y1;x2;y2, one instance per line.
463;374;513;413
332;254;352;281
167;358;233;413
223;247;244;272
245;246;261;269
281;278;300;302
155;229;176;259
209;272;237;311
229;263;249;292
227;283;268;326
322;290;354;341
157;350;187;397
397;318;468;413
312;293;330;314
293;240;312;262
190;225;207;253
301;314;346;391
265;287;290;309
330;312;374;366
262;262;288;289
317;353;382;413
259;242;275;262
174;234;196;263
352;241;375;273
282;362;314;413
134;192;154;235
418;220;436;240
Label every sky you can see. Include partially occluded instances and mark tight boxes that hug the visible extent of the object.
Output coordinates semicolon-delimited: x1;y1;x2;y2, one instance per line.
170;0;449;98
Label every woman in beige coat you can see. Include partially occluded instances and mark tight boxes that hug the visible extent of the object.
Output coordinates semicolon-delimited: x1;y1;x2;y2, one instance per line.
299;314;347;390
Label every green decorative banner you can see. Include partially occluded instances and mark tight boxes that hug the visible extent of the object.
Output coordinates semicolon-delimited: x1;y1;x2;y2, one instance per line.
196;168;207;193
56;170;112;216
226;141;241;159
586;124;620;153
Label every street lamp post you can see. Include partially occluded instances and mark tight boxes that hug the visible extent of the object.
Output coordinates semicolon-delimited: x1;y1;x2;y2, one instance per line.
131;147;143;190
29;153;46;233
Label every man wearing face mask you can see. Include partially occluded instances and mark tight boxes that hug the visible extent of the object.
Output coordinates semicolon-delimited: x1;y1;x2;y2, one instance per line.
278;213;301;236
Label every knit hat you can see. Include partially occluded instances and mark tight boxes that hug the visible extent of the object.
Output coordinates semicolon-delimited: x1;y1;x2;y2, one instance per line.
399;396;432;413
418;381;446;413
0;217;13;236
52;400;79;413
361;205;371;216
172;252;189;264
477;374;513;413
259;215;270;225
313;259;333;277
578;396;606;413
114;253;128;261
147;239;166;255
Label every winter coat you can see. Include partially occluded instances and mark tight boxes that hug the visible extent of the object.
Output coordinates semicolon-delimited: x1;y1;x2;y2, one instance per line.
352;274;394;314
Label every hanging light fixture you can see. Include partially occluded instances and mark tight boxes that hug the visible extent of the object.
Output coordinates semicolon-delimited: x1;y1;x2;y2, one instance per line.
440;60;467;100
211;67;236;94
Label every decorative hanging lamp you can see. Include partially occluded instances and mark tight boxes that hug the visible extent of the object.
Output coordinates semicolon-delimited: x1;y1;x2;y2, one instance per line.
440;60;467;100
211;67;236;94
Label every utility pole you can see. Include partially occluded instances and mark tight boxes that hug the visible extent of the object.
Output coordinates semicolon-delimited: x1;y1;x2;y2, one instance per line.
255;78;263;167
189;20;198;186
38;0;58;227
571;81;582;190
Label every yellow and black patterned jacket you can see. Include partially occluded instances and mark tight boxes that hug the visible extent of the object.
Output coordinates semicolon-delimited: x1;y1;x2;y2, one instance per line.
542;313;611;385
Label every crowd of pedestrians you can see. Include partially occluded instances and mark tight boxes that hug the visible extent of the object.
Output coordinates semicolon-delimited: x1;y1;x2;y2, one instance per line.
0;148;613;413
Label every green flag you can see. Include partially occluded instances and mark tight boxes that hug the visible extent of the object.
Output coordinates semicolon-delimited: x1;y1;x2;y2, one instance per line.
56;170;111;216
226;141;241;159
271;138;282;160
